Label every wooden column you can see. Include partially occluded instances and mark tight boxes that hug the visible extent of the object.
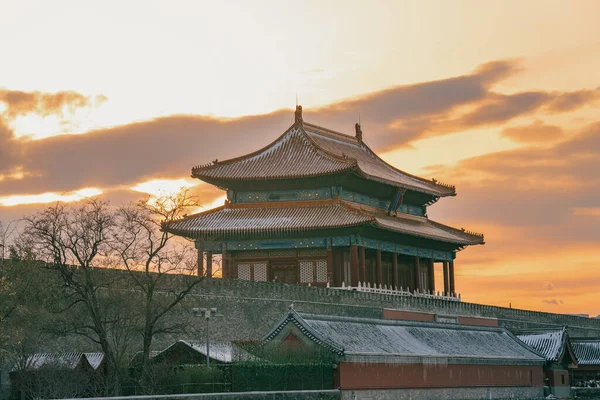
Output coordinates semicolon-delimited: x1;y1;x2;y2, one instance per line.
326;248;333;284
392;253;398;289
197;250;204;277
449;260;456;295
376;250;383;287
332;250;342;287
358;246;366;284
443;261;449;295
222;250;229;279
414;256;422;292
350;245;359;287
427;259;435;293
206;251;213;278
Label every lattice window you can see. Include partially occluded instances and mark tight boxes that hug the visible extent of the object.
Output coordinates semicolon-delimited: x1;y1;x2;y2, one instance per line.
297;248;326;257
315;260;328;282
253;263;268;282
299;261;313;283
237;263;251;280
270;249;297;258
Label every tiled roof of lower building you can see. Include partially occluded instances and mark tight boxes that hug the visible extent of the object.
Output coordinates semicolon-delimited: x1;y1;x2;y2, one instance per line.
164;199;484;246
572;339;600;365
517;329;568;362
263;310;544;365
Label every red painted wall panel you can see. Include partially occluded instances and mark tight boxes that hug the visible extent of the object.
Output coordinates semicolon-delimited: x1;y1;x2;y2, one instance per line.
383;309;435;322
338;363;544;389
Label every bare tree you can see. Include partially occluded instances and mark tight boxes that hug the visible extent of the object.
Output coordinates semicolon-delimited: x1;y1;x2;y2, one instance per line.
0;220;16;260
21;199;135;395
112;189;203;389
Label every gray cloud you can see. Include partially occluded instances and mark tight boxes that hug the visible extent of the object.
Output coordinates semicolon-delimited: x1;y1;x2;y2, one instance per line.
541;299;564;305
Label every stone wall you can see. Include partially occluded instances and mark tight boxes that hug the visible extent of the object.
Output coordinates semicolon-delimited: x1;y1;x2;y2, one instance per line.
61;390;340;400
167;278;600;348
339;387;543;400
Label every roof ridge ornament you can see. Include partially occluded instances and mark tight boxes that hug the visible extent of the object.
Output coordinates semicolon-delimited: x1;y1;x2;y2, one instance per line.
355;123;363;142
295;105;303;124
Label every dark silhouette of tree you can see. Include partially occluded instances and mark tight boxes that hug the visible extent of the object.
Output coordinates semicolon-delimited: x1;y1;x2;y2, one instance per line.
21;199;135;395
112;189;203;390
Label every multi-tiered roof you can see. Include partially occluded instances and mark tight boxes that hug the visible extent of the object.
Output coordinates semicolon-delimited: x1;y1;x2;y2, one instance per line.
166;106;483;254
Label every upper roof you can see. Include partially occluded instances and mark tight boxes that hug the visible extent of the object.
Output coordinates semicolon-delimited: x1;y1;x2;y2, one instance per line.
164;198;484;246
517;328;578;365
263;310;544;365
572;339;600;365
191;107;455;197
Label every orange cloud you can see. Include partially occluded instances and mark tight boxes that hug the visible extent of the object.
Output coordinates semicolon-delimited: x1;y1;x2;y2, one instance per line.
501;121;564;143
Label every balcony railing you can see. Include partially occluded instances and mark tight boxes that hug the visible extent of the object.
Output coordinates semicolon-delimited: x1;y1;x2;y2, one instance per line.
327;281;461;302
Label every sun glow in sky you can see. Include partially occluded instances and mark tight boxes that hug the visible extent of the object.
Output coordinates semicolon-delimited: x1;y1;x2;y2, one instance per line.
1;0;599;315
0;188;102;207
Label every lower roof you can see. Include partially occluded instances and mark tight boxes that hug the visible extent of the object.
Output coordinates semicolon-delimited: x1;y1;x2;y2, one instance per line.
164;198;484;246
263;310;544;365
572;339;600;365
517;328;577;365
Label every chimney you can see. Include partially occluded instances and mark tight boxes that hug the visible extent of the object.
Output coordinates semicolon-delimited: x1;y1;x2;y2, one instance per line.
355;123;363;142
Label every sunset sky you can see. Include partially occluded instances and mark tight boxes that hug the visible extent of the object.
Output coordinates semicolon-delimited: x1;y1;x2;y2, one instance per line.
1;0;599;315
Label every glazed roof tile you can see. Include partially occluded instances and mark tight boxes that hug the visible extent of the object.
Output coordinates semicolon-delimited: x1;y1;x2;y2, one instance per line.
304;123;454;196
192;126;353;182
192;121;454;197
517;329;567;362
572;339;600;365
164;199;484;245
264;311;543;364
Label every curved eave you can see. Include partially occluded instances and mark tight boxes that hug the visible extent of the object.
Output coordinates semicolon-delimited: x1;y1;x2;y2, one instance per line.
191;163;356;184
354;169;456;198
165;219;368;240
372;220;484;246
163;200;484;248
303;121;456;197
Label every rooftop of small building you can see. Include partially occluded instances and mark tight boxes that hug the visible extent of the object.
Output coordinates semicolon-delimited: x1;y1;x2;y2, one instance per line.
14;352;104;371
516;328;578;365
571;338;600;365
263;309;544;365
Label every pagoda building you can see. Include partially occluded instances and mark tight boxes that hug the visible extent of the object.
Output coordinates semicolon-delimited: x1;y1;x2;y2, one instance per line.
165;106;484;296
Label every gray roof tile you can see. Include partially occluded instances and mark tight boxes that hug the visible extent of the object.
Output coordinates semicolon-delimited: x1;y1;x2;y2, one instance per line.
264;311;544;364
572;339;600;365
517;329;566;362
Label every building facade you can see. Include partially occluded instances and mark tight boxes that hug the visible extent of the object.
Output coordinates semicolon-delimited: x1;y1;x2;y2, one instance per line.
165;106;484;295
263;308;545;399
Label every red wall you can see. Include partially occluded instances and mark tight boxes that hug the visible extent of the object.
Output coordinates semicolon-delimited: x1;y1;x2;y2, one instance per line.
383;309;435;322
337;363;544;389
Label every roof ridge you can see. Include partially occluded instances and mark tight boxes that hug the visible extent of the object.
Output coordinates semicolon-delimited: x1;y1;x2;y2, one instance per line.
298;312;506;332
303;121;358;143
